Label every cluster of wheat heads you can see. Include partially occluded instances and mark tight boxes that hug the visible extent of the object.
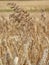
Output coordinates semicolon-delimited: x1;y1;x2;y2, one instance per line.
0;3;49;65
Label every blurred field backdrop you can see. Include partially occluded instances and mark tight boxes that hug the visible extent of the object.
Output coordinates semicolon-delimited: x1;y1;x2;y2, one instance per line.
0;1;49;21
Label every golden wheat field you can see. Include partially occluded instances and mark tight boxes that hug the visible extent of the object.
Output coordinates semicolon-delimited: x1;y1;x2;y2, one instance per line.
0;1;49;65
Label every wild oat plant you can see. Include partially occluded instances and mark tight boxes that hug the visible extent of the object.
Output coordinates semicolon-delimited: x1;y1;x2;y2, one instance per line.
0;3;49;65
